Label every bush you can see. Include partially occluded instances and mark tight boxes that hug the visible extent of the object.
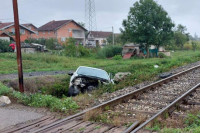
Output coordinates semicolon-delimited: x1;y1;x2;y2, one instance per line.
158;52;167;58
112;55;122;60
64;38;91;57
41;77;70;98
0;40;12;52
0;82;12;96
12;92;79;112
97;45;122;58
184;43;192;50
64;44;90;57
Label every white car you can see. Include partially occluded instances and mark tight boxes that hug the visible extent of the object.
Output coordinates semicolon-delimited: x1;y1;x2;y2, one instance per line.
68;66;114;96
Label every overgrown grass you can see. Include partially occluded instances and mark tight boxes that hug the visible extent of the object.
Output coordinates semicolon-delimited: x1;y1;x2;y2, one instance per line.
0;51;199;75
1;51;200;96
96;45;122;58
0;82;79;113
146;112;200;133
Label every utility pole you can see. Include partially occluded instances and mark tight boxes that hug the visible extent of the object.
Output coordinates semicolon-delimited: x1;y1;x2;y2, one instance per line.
112;26;114;45
13;0;24;93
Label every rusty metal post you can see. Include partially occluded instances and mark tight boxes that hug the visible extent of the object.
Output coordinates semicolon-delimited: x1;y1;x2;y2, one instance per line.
12;0;24;92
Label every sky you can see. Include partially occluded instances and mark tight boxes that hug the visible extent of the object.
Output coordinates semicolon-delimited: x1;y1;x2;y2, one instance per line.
0;0;200;36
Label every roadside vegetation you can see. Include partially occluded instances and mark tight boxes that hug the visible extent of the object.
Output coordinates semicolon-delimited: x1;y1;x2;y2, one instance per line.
0;82;79;113
146;112;200;133
1;0;200;130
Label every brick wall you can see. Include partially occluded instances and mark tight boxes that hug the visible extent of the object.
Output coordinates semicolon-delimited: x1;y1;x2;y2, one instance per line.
1;25;32;42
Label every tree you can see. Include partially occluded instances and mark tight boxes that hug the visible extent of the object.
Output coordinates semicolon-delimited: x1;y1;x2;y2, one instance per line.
0;40;12;52
192;41;198;51
107;34;124;45
121;0;174;57
177;24;187;34
174;24;189;49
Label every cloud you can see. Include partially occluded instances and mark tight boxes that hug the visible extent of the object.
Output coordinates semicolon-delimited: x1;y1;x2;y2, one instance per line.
0;0;199;35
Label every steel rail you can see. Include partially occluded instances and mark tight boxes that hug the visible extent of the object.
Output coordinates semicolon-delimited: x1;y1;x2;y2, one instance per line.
33;64;200;133
127;83;200;133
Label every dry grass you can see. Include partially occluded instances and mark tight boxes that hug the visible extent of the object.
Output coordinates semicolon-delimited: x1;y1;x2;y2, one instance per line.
72;93;95;110
112;116;124;126
83;108;102;121
4;75;66;93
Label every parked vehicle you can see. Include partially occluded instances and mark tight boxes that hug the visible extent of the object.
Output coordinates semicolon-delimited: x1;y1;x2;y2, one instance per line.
68;66;114;96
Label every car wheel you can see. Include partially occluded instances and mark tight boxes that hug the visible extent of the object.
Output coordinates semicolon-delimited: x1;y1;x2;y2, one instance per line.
86;85;96;92
68;86;80;96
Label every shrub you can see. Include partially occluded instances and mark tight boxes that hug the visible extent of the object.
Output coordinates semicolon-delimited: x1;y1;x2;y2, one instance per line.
64;44;90;57
11;91;79;112
97;45;122;58
0;82;12;96
158;52;167;58
41;77;70;98
112;55;122;60
184;43;192;50
0;40;12;52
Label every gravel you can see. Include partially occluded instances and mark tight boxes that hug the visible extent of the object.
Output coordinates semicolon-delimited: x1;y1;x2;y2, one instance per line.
96;61;200;104
109;68;200;121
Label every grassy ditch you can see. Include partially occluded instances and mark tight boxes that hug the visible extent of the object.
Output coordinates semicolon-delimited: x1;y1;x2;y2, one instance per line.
146;111;200;133
0;82;79;113
0;51;200;75
1;51;200;113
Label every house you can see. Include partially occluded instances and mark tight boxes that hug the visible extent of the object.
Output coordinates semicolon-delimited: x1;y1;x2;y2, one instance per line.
35;20;87;45
0;22;36;42
0;32;14;41
22;23;38;32
87;31;113;47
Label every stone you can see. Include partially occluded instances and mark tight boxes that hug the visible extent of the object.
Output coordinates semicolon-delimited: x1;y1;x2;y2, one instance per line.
0;96;11;106
114;72;131;82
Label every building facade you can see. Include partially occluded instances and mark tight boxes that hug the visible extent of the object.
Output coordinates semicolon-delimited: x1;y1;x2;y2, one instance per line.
0;22;36;42
35;20;87;45
87;31;113;47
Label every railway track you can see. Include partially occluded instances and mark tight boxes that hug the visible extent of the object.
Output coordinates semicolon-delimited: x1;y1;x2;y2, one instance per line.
2;64;200;133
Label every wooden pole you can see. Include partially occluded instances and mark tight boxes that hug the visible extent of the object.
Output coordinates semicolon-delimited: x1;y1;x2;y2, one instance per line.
12;0;24;92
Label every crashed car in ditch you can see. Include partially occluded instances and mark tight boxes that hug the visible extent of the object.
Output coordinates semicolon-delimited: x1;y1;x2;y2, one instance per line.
68;66;114;96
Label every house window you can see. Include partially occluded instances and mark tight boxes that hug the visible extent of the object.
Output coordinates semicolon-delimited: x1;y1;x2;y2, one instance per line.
20;29;25;34
61;37;66;42
43;32;45;34
68;29;72;32
11;28;15;33
48;31;50;34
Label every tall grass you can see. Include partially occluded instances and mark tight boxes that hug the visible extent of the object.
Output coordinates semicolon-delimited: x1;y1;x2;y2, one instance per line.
97;45;122;58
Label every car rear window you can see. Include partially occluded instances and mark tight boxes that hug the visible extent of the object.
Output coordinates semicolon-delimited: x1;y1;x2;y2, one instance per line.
77;67;110;81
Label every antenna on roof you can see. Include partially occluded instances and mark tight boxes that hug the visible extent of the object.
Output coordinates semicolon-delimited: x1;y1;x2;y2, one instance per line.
85;0;97;32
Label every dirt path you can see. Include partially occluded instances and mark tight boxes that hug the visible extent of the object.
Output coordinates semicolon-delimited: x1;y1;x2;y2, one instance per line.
0;104;48;130
0;71;67;81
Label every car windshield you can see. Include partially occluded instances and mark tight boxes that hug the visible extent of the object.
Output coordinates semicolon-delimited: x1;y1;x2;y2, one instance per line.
77;67;110;81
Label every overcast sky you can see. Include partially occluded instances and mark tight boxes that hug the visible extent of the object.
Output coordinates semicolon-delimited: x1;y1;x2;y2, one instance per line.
0;0;200;36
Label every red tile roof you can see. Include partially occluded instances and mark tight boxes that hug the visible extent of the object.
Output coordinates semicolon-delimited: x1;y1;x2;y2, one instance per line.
0;22;13;29
0;22;36;33
90;31;112;38
22;23;38;29
38;20;87;31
